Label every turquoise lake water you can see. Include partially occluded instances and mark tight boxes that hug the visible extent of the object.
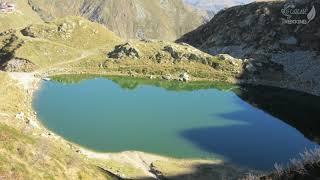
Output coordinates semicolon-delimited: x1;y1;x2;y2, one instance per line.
33;75;320;170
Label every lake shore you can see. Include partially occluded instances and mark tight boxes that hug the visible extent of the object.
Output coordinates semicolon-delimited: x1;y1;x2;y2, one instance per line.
4;71;251;179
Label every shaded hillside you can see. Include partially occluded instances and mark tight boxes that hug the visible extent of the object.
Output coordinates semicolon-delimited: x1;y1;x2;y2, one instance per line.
177;0;319;51
177;0;320;96
27;0;207;40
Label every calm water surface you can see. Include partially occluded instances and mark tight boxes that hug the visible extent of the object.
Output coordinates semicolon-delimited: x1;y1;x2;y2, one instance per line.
33;75;320;170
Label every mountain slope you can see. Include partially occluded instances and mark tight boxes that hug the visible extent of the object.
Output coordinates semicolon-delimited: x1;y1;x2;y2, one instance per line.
27;0;207;40
0;0;42;32
177;0;320;96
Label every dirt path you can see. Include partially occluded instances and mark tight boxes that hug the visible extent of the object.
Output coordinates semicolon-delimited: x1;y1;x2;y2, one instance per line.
8;72;38;90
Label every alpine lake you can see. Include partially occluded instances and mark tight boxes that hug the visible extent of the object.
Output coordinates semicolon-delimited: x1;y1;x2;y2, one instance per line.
33;74;320;171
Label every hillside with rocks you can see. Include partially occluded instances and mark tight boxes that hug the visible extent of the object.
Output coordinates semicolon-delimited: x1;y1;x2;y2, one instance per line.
0;16;122;72
178;0;320;96
0;14;243;84
27;0;207;40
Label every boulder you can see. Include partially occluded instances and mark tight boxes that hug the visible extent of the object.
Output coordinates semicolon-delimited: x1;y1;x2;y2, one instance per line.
149;75;156;79
163;45;209;64
163;45;182;60
179;72;190;82
188;53;205;62
162;74;172;80
155;52;165;64
108;43;141;59
15;112;25;120
245;63;257;73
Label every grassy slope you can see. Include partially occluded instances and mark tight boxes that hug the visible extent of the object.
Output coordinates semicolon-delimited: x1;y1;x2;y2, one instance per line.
21;16;122;49
0;0;42;32
1;15;242;83
0;72;113;180
1;16;122;70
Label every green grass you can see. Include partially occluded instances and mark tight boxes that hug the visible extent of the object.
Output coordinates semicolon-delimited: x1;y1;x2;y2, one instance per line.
21;16;122;49
0;72;27;114
14;40;82;68
0;122;113;180
1;16;123;70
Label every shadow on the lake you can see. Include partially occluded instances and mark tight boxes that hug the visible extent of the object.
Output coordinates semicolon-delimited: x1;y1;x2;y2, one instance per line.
234;85;320;144
180;85;320;170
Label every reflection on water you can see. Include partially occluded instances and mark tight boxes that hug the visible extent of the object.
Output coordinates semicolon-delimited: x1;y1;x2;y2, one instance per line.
34;74;320;171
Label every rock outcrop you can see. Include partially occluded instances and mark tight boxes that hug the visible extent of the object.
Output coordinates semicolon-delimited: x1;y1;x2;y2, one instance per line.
179;72;190;82
1;58;36;72
108;43;141;59
162;44;211;65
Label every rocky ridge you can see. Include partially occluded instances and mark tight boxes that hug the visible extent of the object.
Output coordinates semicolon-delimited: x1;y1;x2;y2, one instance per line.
177;0;320;96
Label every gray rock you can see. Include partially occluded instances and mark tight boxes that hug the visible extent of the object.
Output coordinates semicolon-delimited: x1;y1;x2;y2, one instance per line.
108;43;141;59
155;52;165;63
15;112;25;120
245;63;257;73
188;53;204;61
179;72;190;82
163;45;182;60
162;74;172;80
149;75;156;79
